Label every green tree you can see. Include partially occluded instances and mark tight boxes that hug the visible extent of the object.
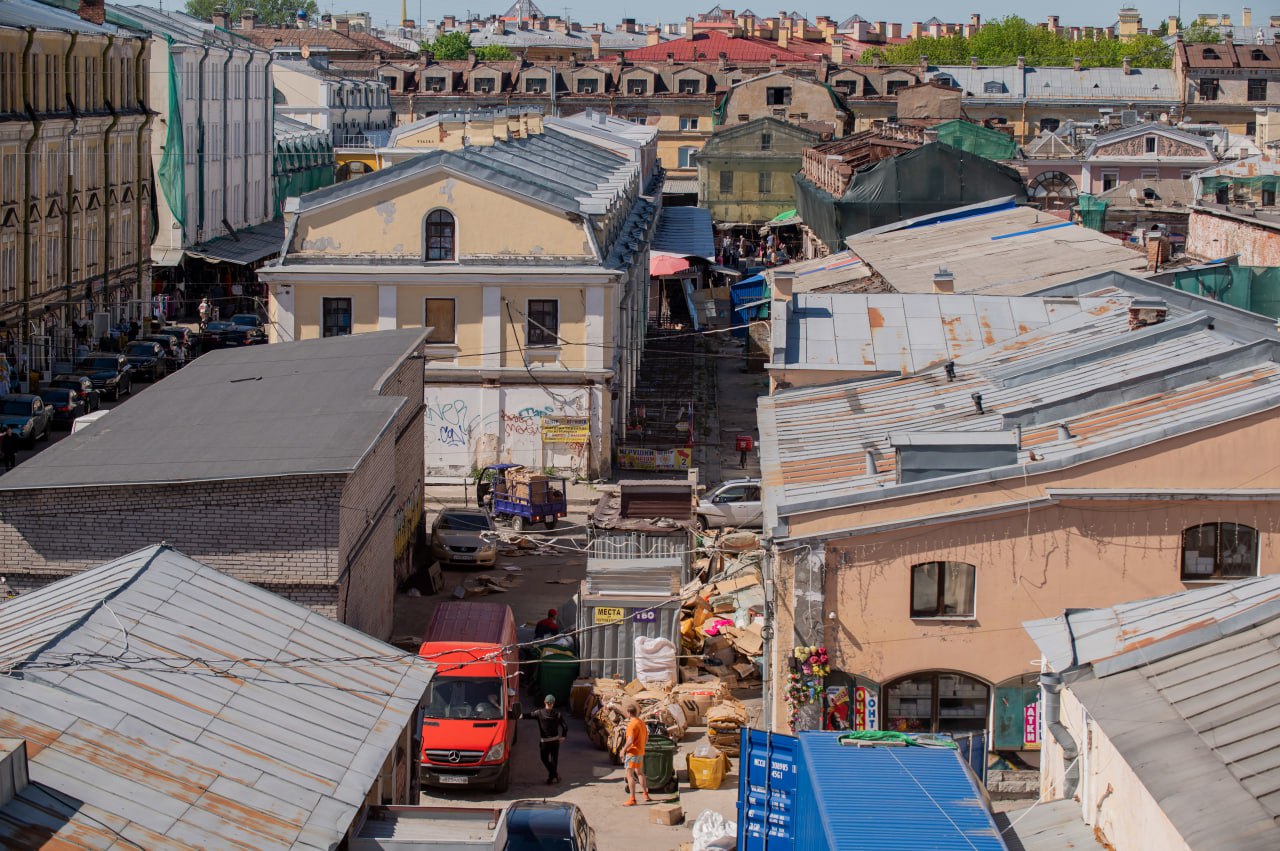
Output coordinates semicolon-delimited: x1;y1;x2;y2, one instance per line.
422;31;473;60
1182;20;1222;43
861;15;1172;68
476;44;513;60
185;0;319;28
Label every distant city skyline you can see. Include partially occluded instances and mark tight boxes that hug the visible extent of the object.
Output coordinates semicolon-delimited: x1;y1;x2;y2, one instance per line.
141;1;1224;34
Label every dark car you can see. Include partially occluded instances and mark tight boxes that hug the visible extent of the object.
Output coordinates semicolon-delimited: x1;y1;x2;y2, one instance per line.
140;334;181;370
77;352;133;400
198;320;239;350
223;326;267;347
0;394;54;446
49;374;101;412
504;801;596;851
229;313;264;329
151;325;193;348
36;388;87;429
125;341;168;382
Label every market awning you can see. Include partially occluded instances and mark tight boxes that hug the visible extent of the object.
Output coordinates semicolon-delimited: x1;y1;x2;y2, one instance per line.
650;255;691;277
765;209;801;227
651;207;716;262
709;264;743;278
185;219;286;265
150;247;185;267
662;178;699;195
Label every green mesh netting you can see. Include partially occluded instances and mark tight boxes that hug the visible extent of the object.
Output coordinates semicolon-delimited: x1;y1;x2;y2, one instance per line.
933;120;1019;161
1169;266;1280;319
155;37;186;228
1077;194;1109;231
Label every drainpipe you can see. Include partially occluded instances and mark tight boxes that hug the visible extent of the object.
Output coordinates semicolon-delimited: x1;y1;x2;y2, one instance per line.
1040;671;1080;797
239;49;251;226
133;36;152;317
102;35;121;319
264;53;275;221
196;45;210;238
64;32;80;333
221;46;233;235
19;27;38;356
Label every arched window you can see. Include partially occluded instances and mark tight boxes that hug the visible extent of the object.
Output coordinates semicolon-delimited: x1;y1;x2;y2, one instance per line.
1202;47;1220;60
884;671;989;735
424;209;455;262
910;561;976;618
1181;522;1259;579
1027;171;1078;211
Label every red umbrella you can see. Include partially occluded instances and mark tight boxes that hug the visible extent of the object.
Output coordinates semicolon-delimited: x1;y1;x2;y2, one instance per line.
650;254;691;277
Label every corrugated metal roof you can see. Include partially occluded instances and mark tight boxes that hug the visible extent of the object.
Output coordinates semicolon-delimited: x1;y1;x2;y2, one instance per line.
930;65;1178;102
997;799;1102;850
781;293;1114;375
760;277;1280;527
0;545;434;850
847;205;1149;296
796;733;1006;851
0;0;119;33
186;218;286;265
0;329;424;491
651;206;716;261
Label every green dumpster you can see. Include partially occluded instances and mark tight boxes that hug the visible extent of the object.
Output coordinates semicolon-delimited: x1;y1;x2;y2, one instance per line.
535;646;579;707
643;733;678;793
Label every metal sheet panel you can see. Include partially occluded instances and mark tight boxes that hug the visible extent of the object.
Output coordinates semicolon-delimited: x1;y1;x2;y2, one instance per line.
575;592;681;680
738;728;800;851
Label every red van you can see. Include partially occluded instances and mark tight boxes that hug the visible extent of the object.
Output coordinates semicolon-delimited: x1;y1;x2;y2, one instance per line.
418;601;521;792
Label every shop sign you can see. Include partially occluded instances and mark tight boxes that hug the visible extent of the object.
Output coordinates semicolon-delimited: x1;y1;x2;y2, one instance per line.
543;416;590;443
853;685;879;731
593;607;626;624
1024;695;1042;749
617;447;692;471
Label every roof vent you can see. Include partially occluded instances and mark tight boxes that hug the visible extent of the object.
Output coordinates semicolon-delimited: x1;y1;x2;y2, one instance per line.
944;360;956;382
0;740;29;808
1127;297;1168;330
933;267;955;294
971;392;984;414
889;431;1019;484
1056;422;1073;440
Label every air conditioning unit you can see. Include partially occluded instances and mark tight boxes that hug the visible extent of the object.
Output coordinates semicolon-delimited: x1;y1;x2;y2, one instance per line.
1121;110;1139;127
430;84;442;92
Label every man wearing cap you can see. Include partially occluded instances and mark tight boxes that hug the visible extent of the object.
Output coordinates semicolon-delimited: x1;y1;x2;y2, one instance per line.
534;608;561;638
523;695;569;784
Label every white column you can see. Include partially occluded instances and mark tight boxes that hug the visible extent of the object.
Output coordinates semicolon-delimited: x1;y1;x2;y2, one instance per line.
378;284;397;330
482;286;502;368
271;283;296;342
584;285;605;370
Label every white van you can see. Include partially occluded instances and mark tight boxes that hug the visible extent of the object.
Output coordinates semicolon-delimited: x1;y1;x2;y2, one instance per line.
71;409;110;434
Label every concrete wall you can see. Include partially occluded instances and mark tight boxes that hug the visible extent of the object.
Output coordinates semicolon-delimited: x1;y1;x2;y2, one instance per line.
718;75;847;135
1186;208;1280;266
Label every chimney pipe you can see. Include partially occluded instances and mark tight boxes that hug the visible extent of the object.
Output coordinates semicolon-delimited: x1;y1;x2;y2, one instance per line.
1016;54;1026;70
77;0;105;24
240;6;257;30
590;32;601;60
830;36;843;65
646;26;661;46
211;4;229;28
1122;56;1132;75
971;392;984;415
944;361;956;382
685;16;696;40
1072;56;1082;71
970;55;979;69
919;54;929;73
932;266;955;293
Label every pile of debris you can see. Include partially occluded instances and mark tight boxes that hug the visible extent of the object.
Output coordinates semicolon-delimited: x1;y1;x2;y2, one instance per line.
681;538;766;688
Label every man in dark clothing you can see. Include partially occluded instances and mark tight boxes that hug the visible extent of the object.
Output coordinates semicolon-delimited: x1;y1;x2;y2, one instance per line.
523;695;568;784
534;608;561;638
1;427;15;471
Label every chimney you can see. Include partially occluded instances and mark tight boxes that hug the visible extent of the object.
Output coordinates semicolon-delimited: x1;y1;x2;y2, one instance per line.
932;267;955;293
0;741;29;808
1166;15;1178;35
590;32;601;59
970;13;981;29
876;20;887;40
685;16;695;40
830;36;843;66
919;54;929;74
744;13;756;36
971;392;984;414
1016;54;1026;70
647;26;661;46
770;53;778;68
666;51;675;65
241;6;257;30
889;23;903;39
1072;56;1082;71
1122;56;1132;75
1128;297;1169;328
970;55;979;69
910;21;922;39
336;18;350;36
77;0;105;24
1047;15;1060;31
443;14;456;28
718;50;729;70
211;4;229;28
778;20;789;50
1243;8;1253;27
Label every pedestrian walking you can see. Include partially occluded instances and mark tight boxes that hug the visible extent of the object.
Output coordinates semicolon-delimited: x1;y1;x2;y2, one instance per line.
198;297;211;330
523;695;569;784
1;426;16;472
621;703;651;806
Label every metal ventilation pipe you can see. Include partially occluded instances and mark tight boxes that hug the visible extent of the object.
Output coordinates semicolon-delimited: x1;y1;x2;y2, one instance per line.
1040;671;1080;797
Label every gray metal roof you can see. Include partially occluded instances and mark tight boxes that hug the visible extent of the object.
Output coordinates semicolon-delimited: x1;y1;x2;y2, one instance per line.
997;799;1102;850
760;275;1280;528
0;329;424;490
186;218;286;265
0;545;433;850
651;206;716;261
930;64;1178;102
0;0;119;33
779;292;1114;375
1084;121;1216;160
846;204;1149;296
1026;578;1280;850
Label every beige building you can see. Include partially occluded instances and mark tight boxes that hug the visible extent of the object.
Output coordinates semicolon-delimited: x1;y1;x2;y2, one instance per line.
758;273;1280;752
714;70;850;137
259;110;659;479
0;0;151;373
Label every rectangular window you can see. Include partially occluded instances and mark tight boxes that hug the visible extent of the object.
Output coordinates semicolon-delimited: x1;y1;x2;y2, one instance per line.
719;171;733;193
886;80;908;95
524;78;546;93
1248;79;1268;102
765;86;792;106
678;78;700;94
424;298;456;344
576;78;598;94
910;561;976;618
526;299;559;347
678;146;696;168
679;115;700;131
760;132;772;151
1181;523;1259;580
1199;78;1220;101
626;79;647;95
1101;171;1119;192
758;171;772;193
474;78;495;93
1144;136;1157;153
322;297;352;337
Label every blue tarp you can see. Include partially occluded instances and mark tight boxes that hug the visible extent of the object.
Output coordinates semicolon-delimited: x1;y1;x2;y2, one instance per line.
729;275;768;339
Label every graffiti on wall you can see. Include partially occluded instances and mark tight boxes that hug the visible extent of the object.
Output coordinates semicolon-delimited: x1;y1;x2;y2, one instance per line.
426;399;481;448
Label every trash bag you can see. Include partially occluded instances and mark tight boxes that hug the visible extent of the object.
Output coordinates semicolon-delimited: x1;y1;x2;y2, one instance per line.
634;636;678;684
691;809;737;851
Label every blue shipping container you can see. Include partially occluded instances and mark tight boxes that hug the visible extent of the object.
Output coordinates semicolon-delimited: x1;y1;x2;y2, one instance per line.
738;730;1007;851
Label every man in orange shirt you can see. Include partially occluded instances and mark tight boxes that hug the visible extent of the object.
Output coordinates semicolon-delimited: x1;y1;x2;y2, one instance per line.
621;703;651;806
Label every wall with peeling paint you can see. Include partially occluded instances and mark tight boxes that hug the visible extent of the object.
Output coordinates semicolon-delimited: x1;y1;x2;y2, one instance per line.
291;172;592;260
1186;208;1280;266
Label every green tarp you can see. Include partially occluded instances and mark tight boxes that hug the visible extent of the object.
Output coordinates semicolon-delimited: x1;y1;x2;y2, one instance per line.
1169;265;1280;319
933;120;1019;161
1077;194;1108;231
155;37;186;228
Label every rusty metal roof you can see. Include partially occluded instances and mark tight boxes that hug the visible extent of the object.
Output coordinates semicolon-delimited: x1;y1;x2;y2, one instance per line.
0;545;434;850
760;274;1280;532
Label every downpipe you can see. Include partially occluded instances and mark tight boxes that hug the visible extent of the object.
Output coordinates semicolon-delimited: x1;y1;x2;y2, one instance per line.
1040;671;1080;797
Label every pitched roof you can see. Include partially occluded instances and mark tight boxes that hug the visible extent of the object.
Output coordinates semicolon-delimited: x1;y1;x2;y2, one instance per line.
623;29;813;63
0;330;425;490
1084;121;1216;160
236;25;414;58
0;545;434;850
929;65;1178;102
0;0;120;34
1024;579;1280;850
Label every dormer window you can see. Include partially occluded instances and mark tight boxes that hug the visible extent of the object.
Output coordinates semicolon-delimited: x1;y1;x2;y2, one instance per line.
983;80;1006;94
627;79;648;95
1202;47;1219;60
678;78;700;94
474;77;495;93
524;77;546;93
577;78;598;94
1253;49;1268;61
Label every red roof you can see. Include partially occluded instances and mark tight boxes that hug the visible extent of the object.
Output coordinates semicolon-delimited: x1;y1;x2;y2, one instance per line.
623;30;813;63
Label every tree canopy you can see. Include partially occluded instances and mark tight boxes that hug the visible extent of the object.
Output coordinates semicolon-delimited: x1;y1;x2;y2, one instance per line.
860;16;1172;68
420;32;513;61
1181;20;1222;44
185;0;318;28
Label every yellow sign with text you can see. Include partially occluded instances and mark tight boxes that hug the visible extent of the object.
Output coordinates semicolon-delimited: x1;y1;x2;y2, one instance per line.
593;606;626;624
543;416;591;443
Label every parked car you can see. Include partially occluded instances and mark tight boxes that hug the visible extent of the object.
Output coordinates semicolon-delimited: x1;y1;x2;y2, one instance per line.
229;313;264;329
198;321;238;350
430;508;499;567
151;325;193;349
0;394;53;446
222;326;267;347
125;340;168;382
140;334;181;370
695;478;763;530
49;375;100;412
77;352;133;400
504;801;596;851
36;387;87;429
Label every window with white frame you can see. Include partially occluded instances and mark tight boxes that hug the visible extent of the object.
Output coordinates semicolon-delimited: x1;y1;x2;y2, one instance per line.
678;146;697;168
679;115;700;131
424;209;456;261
